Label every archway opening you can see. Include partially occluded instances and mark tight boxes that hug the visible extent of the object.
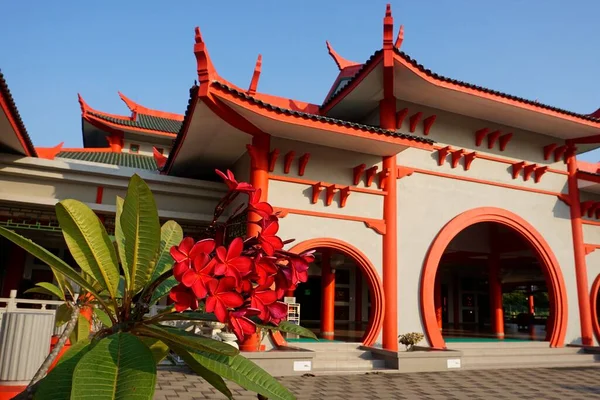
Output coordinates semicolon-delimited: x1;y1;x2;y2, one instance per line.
288;239;384;346
421;208;567;348
590;275;600;343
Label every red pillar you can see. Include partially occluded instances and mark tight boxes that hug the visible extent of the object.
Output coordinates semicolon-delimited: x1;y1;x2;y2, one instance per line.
355;273;363;324
2;244;26;297
106;132;124;152
528;287;536;338
380;4;398;351
489;252;504;339
247;134;270;238
566;147;594;345
434;274;442;330
321;249;335;339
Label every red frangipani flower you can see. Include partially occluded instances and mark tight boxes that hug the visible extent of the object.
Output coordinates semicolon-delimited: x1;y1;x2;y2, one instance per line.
248;188;274;220
249;287;278;322
253;254;278;287
169;283;199;312
215;169;254;193
258;216;284;256
214;237;252;285
181;253;216;299
264;301;288;325
228;308;260;342
172;238;215;281
205;277;244;322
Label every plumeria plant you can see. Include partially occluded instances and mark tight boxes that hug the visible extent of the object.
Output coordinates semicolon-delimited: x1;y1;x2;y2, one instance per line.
0;170;315;400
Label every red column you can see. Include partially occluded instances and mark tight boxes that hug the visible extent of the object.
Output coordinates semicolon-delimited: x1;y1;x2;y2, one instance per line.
106;133;123;152
355;273;363;324
321;249;335;339
489;252;504;339
434;274;442;330
247;134;270;238
566;148;594;345
528;288;536;338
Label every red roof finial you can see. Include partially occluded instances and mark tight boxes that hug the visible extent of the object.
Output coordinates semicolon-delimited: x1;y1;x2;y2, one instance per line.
383;4;394;49
395;25;404;49
194;26;216;85
78;93;89;114
248;54;262;96
194;27;202;43
326;41;360;71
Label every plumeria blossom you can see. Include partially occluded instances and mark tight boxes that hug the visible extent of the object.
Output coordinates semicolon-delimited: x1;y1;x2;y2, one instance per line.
169;169;311;343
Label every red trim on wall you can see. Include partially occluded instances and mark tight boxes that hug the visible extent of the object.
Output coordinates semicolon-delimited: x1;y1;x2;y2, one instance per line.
269;174;386;196
274;207;385;235
420;207;568;349
95;187;104;204
590;274;600;344
288;238;385;346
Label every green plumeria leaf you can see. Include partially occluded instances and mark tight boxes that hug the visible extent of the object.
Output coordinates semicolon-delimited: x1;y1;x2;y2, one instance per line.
171;346;232;399
55;199;120;300
158;311;217;322
149;276;178;305
25;282;64;300
94;307;113;327
121;174;161;294
34;339;93;400
71;332;156;400
150;221;183;282
115;196;129;287
140;337;170;364
257;321;318;340
136;325;238;356
181;351;295;400
70;314;90;344
54;303;71;328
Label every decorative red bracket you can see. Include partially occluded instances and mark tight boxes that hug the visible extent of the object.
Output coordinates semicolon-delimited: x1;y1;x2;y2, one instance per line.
268;149;280;172
284;151;295;174
378;168;391;190
438;146;452;166
585;244;598;255
533;166;548;183
423;115;437;135
339;186;351;208
581;200;595;216
475;128;490;147
557;193;571;206
543;144;557;160
512;161;526;179
464;152;477;171
298;153;310;176
588;202;600;218
450;149;465;169
499;133;513;151
353;164;366;185
487;130;502;149
523;163;537;181
325;184;337;206
409;112;423;133
396;108;409;129
397;166;414;179
554;145;567;162
364;220;386;235
595;206;600;219
365;166;378;187
311;182;324;204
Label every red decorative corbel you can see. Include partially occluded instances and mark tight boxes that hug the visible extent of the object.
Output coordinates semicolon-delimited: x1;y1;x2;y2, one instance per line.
283;151;295;174
585;244;597;255
588;202;600;218
554;145;567;162
364;220;386;235
298;153;310;176
311;182;325;204
488;130;502;149
365;166;378;187
325;184;337;206
533;166;548;183
450;149;465;169
499;133;513;151
397;166;414;179
339;186;351;208
543;143;557;160
423;115;437;135
378;168;391;190
409;112;423;133
268;149;280;172
512;161;526;179
463;152;477;171
353;164;366;185
438;146;452;166
557;193;571;206
581;200;595;216
475;128;489;146
523;163;537;181
595;206;600;220
396;108;409;129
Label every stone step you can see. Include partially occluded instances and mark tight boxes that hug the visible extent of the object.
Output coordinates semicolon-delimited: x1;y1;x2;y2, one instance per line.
447;341;551;349
463;359;600;370
292;342;362;352
456;347;584;357
463;353;598;367
313;358;386;372
311;350;376;361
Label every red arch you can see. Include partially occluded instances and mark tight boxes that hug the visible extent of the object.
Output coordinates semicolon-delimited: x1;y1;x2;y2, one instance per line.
289;238;384;346
420;207;568;348
590;274;600;344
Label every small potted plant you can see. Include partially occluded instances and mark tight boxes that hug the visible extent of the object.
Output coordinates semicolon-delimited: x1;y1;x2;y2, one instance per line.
398;332;424;351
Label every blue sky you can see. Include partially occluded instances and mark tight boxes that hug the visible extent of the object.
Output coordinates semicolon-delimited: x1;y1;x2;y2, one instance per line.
2;1;600;160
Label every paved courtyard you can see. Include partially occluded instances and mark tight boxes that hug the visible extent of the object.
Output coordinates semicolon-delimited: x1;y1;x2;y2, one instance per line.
155;365;600;399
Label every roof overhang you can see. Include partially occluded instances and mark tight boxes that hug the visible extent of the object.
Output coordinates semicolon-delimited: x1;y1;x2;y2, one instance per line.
577;170;600;194
82;117;175;148
0;72;36;157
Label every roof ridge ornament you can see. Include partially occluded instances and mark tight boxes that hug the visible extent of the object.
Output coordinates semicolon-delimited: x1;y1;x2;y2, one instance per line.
77;93;89;114
383;4;394;49
194;26;217;87
394;25;404;50
326;41;359;71
247;54;262;96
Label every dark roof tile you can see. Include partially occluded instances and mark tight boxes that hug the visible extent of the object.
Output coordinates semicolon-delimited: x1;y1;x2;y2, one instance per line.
56;151;157;170
89;112;182;134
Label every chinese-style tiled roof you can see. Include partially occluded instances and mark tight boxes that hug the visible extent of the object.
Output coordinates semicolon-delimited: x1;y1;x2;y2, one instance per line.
0;70;37;156
163;85;199;173
211;81;433;144
56;151;157;170
87;111;182;134
321;48;600;124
